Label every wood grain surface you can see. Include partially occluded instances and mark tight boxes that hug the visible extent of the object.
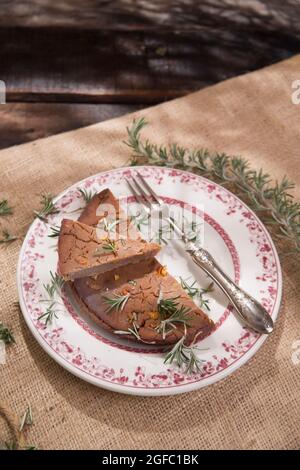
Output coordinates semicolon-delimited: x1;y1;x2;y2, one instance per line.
0;103;142;149
0;0;299;149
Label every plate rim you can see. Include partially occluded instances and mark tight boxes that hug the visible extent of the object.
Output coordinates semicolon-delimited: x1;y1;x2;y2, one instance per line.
17;165;283;396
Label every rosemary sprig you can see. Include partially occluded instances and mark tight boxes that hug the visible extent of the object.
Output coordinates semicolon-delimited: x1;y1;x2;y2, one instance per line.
103;293;130;313
0;322;15;344
164;335;204;374
154;222;172;245
43;272;64;298
3;442;38;451
98;217;120;237
180;277;199;298
157;295;180;320
4;440;17;450
153;216;202;245
48;226;60;238
115;315;155;343
0;229;17;244
94;239;118;256
19;405;33;432
125;118;300;255
184;219;202;243
157;304;191;339
34;193;59;222
185;348;204;375
78;188;96;204
102;239;118;254
0;199;13;216
180;277;214;311
38;271;64;325
37;303;58;326
199;282;214;310
128;321;141;341
114;329;132;336
2;405;36;450
130;211;149;231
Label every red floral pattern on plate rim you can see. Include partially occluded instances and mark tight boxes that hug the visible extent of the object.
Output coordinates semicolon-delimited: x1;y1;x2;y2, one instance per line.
19;167;280;390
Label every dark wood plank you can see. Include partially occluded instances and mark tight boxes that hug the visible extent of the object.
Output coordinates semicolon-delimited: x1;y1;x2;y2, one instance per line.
1;25;299;104
1;0;299;34
0;102;143;149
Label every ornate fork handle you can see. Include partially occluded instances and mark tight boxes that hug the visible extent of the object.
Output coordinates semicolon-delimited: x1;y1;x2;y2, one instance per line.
126;173;274;335
186;245;274;334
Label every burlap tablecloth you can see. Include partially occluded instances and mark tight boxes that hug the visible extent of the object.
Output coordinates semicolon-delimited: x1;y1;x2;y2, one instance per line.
1;55;300;450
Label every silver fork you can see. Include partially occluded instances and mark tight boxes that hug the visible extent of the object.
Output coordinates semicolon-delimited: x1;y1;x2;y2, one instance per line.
126;172;274;335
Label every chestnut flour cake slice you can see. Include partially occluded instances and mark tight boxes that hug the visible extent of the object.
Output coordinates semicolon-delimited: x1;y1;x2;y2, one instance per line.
58;219;160;281
70;188;215;345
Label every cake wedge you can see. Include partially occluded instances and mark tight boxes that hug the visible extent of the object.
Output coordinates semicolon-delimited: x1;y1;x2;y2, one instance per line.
58;218;160;281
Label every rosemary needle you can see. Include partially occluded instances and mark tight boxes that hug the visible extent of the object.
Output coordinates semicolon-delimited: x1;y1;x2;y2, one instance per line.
164;336;204;374
0;230;17;244
98;217;120;236
78;188;96;204
0;322;15;344
48;226;60;238
19;405;33;432
180;277;214;310
157;304;191;340
94;239;118;256
38;272;64;325
157;295;181;320
103;293;130;313
33;193;59;222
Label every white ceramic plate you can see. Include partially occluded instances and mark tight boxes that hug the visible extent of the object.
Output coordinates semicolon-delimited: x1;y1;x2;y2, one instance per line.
17;166;282;396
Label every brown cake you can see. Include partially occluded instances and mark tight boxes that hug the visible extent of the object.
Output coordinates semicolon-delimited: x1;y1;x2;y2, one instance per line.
78;188;149;242
72;258;214;345
69;189;215;346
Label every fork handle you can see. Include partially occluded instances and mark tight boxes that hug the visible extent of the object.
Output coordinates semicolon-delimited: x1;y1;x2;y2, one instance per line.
186;245;274;335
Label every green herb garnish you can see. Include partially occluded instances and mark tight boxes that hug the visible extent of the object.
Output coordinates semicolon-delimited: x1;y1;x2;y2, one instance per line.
0;322;15;344
37;303;58;326
0;199;13;216
78;188;96;204
34;194;59;222
103;293;130;313
48;226;60;238
102;239;118;255
128;321;141;341
43;272;64;298
180;277;214;311
157;295;180;320
38;271;64;325
164;335;204;374
0;230;17;244
19;405;33;432
130;211;149;231
98;217;120;237
94;239;118;257
4;440;17;450
157;304;191;339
